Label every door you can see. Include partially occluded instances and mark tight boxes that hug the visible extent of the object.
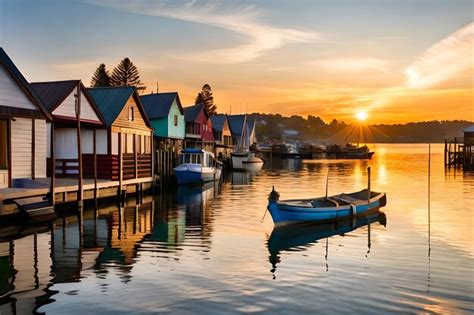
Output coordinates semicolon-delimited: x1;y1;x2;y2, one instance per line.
0;119;8;188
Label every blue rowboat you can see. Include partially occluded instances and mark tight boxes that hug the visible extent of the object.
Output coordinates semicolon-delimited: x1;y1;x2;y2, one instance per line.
267;187;387;226
174;149;222;185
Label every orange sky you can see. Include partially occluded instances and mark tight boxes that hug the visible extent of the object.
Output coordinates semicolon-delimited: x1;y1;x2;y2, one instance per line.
2;1;473;124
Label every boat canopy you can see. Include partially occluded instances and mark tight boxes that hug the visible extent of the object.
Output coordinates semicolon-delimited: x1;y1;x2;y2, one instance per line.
179;149;216;167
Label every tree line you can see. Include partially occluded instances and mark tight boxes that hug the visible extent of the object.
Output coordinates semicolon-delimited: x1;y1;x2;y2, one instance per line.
90;59;217;115
250;113;472;143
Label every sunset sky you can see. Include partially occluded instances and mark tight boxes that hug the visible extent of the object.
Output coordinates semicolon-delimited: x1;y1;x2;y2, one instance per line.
1;0;472;124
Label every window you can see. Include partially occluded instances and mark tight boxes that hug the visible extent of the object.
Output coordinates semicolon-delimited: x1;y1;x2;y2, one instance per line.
0;120;7;170
128;107;134;121
174;115;178;126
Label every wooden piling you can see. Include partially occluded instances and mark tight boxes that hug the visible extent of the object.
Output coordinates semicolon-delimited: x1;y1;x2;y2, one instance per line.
50;122;56;206
75;83;83;207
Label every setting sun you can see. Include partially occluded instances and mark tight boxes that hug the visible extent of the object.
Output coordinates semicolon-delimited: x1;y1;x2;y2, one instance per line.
356;111;368;121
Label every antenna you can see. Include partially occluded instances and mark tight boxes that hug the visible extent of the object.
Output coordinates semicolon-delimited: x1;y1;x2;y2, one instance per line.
156;81;159;93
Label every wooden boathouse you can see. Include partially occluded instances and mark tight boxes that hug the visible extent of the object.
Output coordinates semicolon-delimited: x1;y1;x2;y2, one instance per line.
210;114;233;161
140;92;185;181
183;103;214;151
0;48;53;189
87;86;154;187
31;80;106;179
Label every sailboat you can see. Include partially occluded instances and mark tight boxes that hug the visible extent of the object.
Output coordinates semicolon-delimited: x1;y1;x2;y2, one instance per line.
229;115;264;171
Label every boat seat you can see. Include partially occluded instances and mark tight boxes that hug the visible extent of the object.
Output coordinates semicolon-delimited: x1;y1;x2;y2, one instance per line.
282;201;313;208
335;194;362;204
325;198;339;207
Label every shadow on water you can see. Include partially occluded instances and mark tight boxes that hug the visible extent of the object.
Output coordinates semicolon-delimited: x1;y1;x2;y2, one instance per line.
267;211;387;279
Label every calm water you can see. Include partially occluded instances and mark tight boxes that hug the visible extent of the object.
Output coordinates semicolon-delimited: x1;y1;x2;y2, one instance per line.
0;144;472;314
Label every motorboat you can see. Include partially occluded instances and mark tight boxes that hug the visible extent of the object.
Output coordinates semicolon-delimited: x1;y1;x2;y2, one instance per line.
174;149;222;185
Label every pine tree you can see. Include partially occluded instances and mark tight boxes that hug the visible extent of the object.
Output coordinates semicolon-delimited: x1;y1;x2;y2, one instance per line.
110;58;141;87
90;64;111;87
195;84;217;116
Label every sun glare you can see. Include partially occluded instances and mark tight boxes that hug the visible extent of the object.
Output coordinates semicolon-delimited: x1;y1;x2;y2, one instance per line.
356;111;368;122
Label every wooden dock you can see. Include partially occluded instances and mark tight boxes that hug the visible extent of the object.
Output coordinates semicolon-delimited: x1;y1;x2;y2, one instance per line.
0;177;152;217
444;137;473;169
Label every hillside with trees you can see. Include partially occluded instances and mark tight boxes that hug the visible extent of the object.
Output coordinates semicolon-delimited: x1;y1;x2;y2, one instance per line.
250;113;472;143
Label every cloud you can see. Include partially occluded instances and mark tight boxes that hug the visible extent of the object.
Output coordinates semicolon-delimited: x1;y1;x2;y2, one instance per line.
404;22;474;89
85;0;319;63
313;57;389;73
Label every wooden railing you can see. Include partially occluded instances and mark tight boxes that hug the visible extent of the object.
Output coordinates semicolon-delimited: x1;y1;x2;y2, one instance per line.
48;153;151;180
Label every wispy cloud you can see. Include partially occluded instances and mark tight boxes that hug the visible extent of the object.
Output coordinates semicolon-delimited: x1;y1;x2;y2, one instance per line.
85;0;319;63
404;22;474;89
312;57;389;73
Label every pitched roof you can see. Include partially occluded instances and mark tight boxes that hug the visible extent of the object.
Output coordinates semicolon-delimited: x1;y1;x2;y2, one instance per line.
464;125;474;133
140;92;183;119
87;86;137;127
0;47;52;120
184;103;208;122
210;114;227;132
30;80;78;111
227;114;247;136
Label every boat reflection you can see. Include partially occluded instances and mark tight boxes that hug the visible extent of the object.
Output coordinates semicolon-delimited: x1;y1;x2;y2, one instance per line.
267;211;387;277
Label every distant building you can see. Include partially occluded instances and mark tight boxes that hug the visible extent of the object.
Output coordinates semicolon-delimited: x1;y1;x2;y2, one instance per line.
0;48;53;188
228;114;256;150
210;114;233;160
463;125;474;167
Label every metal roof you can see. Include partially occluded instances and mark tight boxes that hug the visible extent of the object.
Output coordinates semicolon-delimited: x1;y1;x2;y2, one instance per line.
140;92;183;119
210;114;227;132
30;80;78;111
464;125;474;133
0;47;53;120
184;103;207;122
227;114;246;136
87;86;136;127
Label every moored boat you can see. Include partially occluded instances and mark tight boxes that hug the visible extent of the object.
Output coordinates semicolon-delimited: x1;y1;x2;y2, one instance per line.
174;149;222;185
242;156;264;172
267;187;386;226
231;151;256;170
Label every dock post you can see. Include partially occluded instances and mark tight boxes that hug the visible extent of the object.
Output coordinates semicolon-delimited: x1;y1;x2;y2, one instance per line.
93;128;98;206
444;139;447;167
50;122;56;206
118;132;123;205
136;183;141;205
75;82;83;208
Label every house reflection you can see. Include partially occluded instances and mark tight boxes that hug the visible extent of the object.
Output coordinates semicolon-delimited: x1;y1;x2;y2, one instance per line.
142;183;215;257
0;196;155;314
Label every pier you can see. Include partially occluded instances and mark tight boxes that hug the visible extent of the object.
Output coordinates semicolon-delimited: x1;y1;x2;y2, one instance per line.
444;125;474;169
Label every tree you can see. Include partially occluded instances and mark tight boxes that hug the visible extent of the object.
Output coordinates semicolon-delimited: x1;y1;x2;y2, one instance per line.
90;64;111;87
195;84;217;116
110;57;141;87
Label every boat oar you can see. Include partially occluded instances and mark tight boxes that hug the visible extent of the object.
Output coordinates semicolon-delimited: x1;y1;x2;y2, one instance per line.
260;208;268;223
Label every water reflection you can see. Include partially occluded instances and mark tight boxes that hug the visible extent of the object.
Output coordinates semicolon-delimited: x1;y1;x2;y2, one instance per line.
267;211;387;278
0;144;472;314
